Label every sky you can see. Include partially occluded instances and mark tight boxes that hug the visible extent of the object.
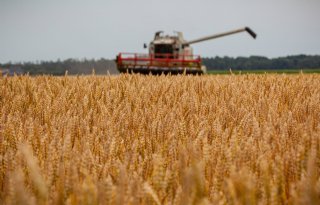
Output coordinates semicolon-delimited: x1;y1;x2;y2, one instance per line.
0;0;320;63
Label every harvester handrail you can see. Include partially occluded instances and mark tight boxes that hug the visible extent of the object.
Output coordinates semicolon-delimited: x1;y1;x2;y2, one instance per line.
117;52;202;68
118;52;201;59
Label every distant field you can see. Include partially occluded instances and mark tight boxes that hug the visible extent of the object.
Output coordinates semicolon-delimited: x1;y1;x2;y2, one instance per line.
207;69;320;74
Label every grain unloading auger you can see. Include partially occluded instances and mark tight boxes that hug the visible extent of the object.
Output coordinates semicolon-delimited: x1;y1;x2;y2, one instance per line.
116;27;256;75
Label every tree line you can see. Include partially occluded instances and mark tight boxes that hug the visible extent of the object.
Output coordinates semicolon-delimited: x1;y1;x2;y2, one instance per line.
1;55;320;75
202;55;320;70
0;58;118;75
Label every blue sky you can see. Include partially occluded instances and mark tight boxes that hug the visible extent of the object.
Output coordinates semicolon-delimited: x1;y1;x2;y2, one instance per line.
1;0;320;63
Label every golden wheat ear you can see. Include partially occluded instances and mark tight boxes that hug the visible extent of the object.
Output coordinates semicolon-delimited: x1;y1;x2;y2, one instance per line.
1;74;319;204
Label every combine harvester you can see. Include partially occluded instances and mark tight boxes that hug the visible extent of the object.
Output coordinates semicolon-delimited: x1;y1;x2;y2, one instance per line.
116;27;256;74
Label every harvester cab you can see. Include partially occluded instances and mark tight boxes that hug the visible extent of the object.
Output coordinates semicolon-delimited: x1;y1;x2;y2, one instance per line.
116;27;256;74
148;31;186;59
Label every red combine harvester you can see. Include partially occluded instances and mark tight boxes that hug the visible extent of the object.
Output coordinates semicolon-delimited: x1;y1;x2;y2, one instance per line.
116;27;256;74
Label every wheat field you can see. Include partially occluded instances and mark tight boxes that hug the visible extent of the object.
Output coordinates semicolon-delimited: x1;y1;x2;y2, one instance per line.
0;74;319;205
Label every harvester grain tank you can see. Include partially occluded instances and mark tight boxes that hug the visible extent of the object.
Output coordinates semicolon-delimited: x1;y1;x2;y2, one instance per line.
116;27;256;74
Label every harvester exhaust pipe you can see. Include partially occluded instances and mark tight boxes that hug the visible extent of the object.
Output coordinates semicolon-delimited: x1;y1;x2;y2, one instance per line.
183;27;257;45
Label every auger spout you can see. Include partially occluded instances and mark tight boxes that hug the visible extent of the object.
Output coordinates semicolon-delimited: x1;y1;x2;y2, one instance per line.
183;27;256;46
